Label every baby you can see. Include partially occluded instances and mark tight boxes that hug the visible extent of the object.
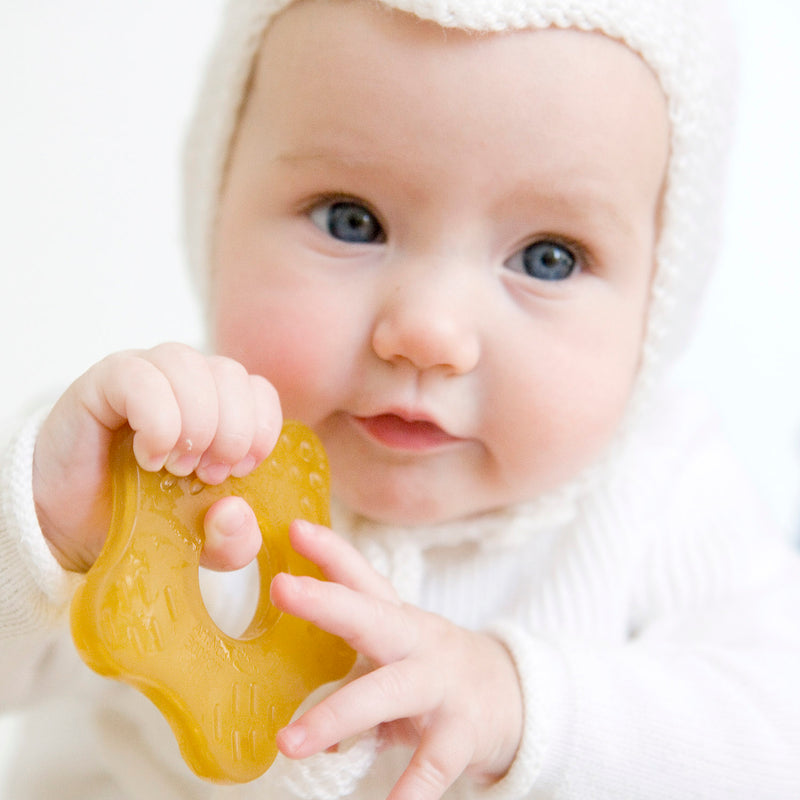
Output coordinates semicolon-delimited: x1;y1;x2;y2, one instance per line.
2;0;800;797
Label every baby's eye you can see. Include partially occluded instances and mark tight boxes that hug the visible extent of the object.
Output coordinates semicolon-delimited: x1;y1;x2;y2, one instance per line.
506;240;577;281
309;199;385;244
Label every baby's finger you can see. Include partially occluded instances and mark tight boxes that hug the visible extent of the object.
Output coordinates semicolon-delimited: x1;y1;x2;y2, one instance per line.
288;520;398;602
201;496;263;572
230;374;282;477
270;572;414;664
195;356;258;484
277;659;440;758
387;722;472;800
144;343;219;474
88;352;183;470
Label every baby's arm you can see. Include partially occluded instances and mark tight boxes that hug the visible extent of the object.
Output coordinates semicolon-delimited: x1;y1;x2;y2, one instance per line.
33;342;281;574
270;520;524;800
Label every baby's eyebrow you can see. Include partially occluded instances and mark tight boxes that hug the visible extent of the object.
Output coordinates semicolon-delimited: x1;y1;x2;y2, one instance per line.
499;178;639;233
274;148;385;171
274;149;331;165
274;142;423;181
273;146;426;199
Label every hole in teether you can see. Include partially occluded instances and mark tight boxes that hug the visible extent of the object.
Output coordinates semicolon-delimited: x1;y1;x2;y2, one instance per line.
198;560;261;639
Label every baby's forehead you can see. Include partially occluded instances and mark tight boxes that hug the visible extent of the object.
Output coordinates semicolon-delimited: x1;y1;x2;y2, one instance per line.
252;4;668;133
252;5;668;161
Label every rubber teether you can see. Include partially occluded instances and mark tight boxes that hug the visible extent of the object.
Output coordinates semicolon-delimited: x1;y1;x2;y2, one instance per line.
70;422;356;784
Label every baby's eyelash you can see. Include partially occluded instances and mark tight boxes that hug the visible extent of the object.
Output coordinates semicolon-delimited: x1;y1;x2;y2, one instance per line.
302;192;378;217
521;234;592;266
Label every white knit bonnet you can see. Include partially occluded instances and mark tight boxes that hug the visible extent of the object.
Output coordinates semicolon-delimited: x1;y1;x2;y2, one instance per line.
183;0;738;410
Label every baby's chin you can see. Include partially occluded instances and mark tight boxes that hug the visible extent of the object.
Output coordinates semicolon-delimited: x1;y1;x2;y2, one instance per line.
325;443;595;528
331;483;524;528
331;485;456;527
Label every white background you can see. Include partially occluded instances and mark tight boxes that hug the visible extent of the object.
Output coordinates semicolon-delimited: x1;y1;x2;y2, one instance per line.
2;0;799;780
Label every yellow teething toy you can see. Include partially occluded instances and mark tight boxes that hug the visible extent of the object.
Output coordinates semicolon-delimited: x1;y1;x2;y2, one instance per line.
71;422;356;784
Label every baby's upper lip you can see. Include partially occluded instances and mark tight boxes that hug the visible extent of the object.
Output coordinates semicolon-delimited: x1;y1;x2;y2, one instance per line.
351;408;464;449
358;406;451;432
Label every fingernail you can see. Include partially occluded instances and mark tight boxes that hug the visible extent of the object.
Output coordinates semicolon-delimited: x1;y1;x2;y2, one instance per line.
211;502;247;537
165;451;198;476
198;462;231;485
292;519;317;537
141;453;168;472
231;455;257;478
278;724;307;754
272;572;296;594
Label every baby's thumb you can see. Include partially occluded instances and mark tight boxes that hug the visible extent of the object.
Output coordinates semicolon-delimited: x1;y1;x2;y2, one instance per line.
201;496;262;571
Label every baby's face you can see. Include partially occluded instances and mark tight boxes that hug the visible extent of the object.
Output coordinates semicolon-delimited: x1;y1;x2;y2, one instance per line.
212;0;669;524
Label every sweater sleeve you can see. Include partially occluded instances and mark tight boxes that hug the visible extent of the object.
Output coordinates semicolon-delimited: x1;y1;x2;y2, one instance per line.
493;594;800;800
480;393;800;799
0;409;84;707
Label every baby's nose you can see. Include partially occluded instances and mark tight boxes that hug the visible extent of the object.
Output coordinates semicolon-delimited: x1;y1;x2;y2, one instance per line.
371;262;481;375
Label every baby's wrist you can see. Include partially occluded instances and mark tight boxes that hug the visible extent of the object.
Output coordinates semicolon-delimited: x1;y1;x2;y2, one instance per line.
470;633;525;785
36;507;88;573
1;407;85;628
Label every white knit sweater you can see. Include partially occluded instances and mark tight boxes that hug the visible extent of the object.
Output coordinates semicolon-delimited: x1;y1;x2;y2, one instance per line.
2;381;800;799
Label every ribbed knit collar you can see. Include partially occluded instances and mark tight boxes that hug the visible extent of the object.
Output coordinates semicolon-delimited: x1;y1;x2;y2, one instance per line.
330;483;580;554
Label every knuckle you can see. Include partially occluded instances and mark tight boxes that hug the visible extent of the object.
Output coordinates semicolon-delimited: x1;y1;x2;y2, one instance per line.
409;753;453;797
373;664;416;704
311;697;347;741
250;373;279;406
395;603;425;648
351;599;405;656
101;350;155;383
148;341;199;364
143;343;205;381
207;354;249;382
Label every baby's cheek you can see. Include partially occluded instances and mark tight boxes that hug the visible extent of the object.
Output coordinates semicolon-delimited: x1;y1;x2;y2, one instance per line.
214;307;338;420
552;367;636;476
502;354;634;494
263;332;337;419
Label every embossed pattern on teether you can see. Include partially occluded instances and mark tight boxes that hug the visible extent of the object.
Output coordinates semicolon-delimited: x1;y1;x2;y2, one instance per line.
70;422;356;784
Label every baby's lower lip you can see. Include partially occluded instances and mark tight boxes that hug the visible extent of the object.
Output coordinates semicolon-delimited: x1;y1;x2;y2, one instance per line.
353;414;460;451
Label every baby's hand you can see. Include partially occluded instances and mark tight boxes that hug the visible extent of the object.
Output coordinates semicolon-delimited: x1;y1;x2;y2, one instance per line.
271;522;524;800
33;343;281;573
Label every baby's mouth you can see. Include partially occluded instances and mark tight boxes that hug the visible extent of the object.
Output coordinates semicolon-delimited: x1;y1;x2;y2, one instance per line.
352;413;461;452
